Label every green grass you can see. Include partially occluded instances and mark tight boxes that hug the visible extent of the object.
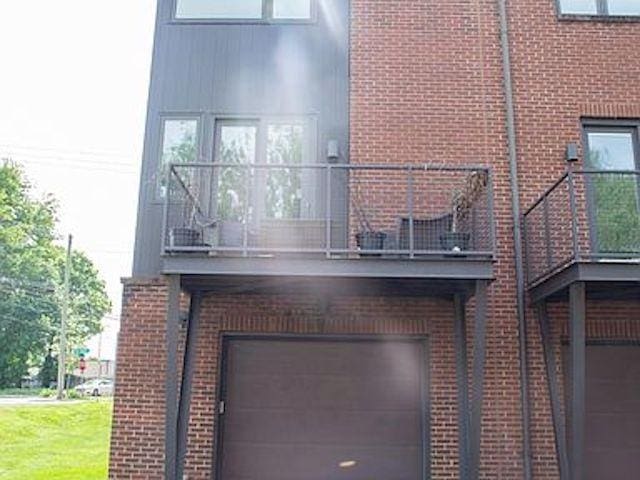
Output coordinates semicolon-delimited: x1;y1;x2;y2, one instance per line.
0;400;112;480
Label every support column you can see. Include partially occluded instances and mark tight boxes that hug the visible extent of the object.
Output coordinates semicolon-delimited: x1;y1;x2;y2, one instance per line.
176;292;202;479
454;293;470;480
536;302;570;480
568;282;586;480
165;275;181;480
469;280;488;479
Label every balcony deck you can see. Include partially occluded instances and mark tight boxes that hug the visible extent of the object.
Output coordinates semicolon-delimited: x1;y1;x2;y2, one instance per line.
162;163;496;296
524;169;640;302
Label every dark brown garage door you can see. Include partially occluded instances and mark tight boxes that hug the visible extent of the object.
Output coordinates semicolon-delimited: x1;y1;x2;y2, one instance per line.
569;346;640;480
218;338;428;480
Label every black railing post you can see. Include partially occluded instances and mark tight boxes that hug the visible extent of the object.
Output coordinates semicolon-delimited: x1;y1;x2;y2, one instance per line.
522;213;531;284
408;166;415;258
325;165;332;258
487;168;497;256
161;165;172;254
566;170;581;261
242;163;250;257
543;194;553;270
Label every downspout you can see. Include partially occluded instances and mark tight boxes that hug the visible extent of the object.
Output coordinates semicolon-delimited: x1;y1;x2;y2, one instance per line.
496;0;533;479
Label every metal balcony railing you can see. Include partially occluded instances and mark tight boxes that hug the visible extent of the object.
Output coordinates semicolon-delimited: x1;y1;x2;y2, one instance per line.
162;163;495;260
523;170;640;285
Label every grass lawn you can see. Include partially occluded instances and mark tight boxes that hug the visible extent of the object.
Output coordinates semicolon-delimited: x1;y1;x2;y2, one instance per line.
0;400;112;480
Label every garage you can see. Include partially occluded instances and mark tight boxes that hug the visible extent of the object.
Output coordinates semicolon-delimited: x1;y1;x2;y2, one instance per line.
568;346;640;480
217;337;428;480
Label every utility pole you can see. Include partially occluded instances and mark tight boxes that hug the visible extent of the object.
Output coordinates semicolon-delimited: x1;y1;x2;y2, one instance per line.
56;234;72;400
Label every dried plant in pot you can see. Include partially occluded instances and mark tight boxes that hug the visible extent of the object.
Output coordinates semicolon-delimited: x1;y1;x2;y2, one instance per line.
440;170;488;252
351;183;386;254
169;173;216;248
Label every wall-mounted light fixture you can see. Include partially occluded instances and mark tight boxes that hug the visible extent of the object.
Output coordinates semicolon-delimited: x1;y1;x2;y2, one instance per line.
327;139;339;162
566;142;579;163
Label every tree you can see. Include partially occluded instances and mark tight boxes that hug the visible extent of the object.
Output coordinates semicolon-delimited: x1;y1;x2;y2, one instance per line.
587;150;640;254
0;162;111;387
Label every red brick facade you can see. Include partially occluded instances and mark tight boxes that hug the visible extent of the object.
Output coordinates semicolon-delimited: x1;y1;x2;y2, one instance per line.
110;1;640;479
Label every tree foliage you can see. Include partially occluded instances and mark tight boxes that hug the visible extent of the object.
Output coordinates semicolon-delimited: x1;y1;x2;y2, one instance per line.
0;162;111;387
587;150;640;254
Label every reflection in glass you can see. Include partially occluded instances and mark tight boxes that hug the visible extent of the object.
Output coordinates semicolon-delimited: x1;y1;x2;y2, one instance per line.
273;0;312;19
559;0;598;14
587;132;640;254
159;119;198;198
608;0;640;15
176;0;263;19
216;125;256;222
266;124;304;219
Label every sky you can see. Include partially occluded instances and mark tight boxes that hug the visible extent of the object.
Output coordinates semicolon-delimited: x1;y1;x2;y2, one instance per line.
0;1;158;360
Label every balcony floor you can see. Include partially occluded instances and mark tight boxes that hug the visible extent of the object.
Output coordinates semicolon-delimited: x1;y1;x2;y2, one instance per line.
162;254;494;297
529;260;640;303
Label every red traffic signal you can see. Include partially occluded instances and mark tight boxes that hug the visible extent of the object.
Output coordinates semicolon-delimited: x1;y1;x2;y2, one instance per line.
79;358;87;373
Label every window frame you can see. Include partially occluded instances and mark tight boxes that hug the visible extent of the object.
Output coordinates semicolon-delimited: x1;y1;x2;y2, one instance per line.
212;115;317;221
582;119;640;171
557;0;640;20
171;0;317;25
213;116;316;166
155;114;203;202
581;119;640;255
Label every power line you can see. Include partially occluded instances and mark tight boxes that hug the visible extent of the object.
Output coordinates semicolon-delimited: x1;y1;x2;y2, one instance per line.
0;147;137;168
1;151;137;169
1;155;138;175
0;142;132;160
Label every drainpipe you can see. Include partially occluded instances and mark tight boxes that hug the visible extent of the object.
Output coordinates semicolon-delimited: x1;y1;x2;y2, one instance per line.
497;0;533;479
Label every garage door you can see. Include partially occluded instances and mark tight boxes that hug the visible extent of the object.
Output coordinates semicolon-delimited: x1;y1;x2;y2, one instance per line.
218;338;427;480
569;346;640;480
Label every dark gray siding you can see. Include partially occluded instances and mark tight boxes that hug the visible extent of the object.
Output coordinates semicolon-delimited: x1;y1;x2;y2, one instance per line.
133;0;350;276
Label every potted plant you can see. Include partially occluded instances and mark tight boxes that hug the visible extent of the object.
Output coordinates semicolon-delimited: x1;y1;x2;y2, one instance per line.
440;170;488;252
169;171;211;248
351;183;386;253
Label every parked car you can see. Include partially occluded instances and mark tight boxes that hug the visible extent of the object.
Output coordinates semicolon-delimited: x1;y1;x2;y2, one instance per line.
74;378;114;397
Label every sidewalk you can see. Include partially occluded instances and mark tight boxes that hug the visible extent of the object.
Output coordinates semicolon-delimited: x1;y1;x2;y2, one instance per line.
0;396;83;406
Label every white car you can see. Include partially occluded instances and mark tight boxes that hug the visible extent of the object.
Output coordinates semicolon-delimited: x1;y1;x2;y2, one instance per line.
75;378;114;397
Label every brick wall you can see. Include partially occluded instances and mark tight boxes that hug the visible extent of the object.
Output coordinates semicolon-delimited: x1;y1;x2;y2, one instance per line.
350;1;526;478
111;286;484;479
507;1;640;478
109;1;640;479
109;279;170;479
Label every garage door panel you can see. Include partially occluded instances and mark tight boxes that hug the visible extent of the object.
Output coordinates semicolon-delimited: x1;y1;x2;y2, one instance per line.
587;413;640;448
587;347;640;379
586;449;640;480
226;373;421;410
220;338;426;480
587;380;640;413
222;443;421;480
572;345;640;480
228;340;422;377
224;409;423;445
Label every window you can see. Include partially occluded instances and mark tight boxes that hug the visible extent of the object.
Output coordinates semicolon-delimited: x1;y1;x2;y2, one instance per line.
584;124;640;254
272;0;312;20
158;118;199;198
214;122;258;222
175;0;313;21
266;123;305;219
559;0;640;16
213;118;313;226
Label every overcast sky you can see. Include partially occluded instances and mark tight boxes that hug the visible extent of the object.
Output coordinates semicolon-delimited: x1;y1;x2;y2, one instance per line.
0;1;158;360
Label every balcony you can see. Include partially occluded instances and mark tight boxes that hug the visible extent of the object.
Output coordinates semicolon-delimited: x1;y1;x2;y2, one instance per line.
161;163;495;295
524;169;640;301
